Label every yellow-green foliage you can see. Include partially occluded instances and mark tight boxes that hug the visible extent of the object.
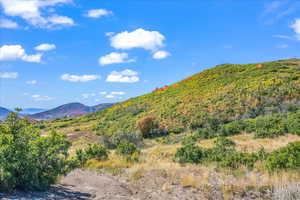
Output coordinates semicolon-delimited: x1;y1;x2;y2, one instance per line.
45;59;300;137
94;59;300;136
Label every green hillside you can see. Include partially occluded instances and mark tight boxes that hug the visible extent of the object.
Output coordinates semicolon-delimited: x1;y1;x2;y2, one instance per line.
44;59;300;137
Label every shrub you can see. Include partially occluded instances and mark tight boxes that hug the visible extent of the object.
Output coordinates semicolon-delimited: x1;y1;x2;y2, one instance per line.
136;116;161;138
0;112;71;192
219;152;258;169
102;132;143;149
265;141;300;172
220;121;246;136
214;137;236;149
175;136;259;169
174;144;205;164
116;142;140;161
75;144;108;166
284;111;300;135
85;144;108;161
253;114;286;138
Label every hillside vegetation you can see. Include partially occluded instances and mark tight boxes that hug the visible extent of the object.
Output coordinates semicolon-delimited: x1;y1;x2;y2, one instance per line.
2;59;300;198
47;59;300;137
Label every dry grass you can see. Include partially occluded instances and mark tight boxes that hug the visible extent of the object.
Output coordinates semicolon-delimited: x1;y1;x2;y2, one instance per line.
198;133;300;152
83;133;300;197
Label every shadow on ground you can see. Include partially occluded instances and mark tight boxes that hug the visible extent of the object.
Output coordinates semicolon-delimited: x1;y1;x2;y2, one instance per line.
0;185;94;200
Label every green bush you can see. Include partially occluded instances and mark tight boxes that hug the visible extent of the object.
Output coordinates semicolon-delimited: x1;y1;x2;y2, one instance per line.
284;111;300;135
75;144;108;166
85;144;108;160
220;121;247;136
174;144;205;164
265;141;300;172
219;152;258;169
0;113;71;192
253;114;286;138
214;137;236;149
101;132;143;149
116;142;140;161
175;137;260;169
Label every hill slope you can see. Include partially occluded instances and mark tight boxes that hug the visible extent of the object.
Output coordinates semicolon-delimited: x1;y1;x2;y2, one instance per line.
47;59;300;136
31;103;114;120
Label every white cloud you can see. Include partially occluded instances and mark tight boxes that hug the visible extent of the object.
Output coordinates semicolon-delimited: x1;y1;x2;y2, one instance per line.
26;80;37;84
106;69;139;83
105;32;114;37
152;50;170;59
105;92;126;99
0;72;18;79
105;94;114;98
61;74;100;82
47;15;74;26
0;0;74;28
111;91;125;95
110;28;165;51
35;43;56;51
99;52;135;66
85;9;113;18
22;53;42;62
31;94;53;101
100;91;125;98
291;18;300;40
0;18;18;29
81;93;96;99
0;45;42;63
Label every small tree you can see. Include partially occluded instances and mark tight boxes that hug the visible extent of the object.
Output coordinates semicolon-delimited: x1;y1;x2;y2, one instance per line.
0;112;71;192
136;116;160;138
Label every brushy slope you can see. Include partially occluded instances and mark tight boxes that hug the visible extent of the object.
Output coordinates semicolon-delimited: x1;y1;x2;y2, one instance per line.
43;59;300;137
93;59;300;135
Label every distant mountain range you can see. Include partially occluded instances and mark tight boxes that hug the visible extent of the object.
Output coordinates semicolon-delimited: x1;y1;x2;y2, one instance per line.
20;108;47;115
0;103;115;120
29;103;115;120
0;107;12;120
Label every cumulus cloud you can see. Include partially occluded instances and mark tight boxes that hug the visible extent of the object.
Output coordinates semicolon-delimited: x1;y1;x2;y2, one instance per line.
0;0;74;28
26;80;37;84
61;74;100;82
0;45;42;63
106;69;139;83
110;28;165;51
291;18;300;40
35;43;56;51
99;52;135;66
99;91;107;95
85;9;113;18
31;94;53;101
0;72;18;79
0;18;18;29
22;53;42;62
152;50;170;59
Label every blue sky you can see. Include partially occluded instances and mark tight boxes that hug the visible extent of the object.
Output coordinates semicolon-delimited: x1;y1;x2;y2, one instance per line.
0;0;300;109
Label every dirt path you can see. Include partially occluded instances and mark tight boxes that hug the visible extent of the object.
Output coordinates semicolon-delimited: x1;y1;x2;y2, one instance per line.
0;169;206;200
0;169;132;200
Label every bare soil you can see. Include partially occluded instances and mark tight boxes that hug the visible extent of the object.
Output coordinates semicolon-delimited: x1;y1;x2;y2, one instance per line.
0;169;275;200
